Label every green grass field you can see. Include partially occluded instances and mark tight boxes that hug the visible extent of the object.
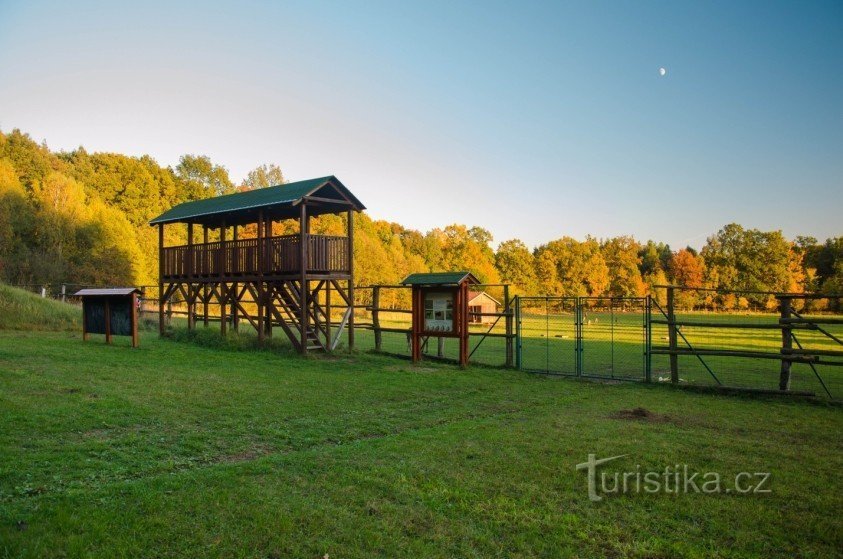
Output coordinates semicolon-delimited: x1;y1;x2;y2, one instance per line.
1;330;842;556
354;305;842;399
1;286;841;557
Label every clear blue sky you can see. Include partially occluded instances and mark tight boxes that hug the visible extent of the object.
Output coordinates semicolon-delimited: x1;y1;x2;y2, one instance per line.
1;0;841;249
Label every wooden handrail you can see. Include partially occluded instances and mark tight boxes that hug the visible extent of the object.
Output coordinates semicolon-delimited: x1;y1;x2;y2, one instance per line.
161;234;349;278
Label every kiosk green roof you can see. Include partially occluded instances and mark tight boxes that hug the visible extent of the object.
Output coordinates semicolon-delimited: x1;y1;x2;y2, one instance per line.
401;272;479;286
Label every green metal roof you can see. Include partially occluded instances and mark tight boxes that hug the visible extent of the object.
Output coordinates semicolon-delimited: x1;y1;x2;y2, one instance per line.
401;272;479;286
149;175;364;227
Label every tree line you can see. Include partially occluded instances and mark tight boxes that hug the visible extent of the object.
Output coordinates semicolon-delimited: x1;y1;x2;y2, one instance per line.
1;129;840;310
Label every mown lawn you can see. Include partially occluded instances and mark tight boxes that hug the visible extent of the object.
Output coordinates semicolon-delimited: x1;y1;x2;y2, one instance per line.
1;329;841;558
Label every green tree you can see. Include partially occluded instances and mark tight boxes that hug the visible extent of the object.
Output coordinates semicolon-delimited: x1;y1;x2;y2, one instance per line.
495;239;537;294
701;224;805;304
534;236;609;296
241;164;285;190
601;236;645;297
175;155;235;199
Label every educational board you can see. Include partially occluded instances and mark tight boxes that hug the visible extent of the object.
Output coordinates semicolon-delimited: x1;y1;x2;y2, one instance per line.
83;298;133;336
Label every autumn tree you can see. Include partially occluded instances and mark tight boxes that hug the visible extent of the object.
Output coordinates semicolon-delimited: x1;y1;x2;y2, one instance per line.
241;164;285;190
601;236;645;297
495;239;537;294
175;155;235;199
533;237;609;296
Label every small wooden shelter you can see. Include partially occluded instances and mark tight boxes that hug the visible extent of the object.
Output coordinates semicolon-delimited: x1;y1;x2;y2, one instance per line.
467;291;500;324
149;176;365;353
75;287;141;347
401;271;479;367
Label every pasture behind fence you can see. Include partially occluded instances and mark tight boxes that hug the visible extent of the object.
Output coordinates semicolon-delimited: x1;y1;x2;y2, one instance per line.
11;280;842;400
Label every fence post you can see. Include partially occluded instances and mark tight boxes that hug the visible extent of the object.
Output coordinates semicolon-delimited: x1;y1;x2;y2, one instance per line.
779;295;792;391
576;297;583;376
40;286;47;298
667;287;679;384
372;286;382;351
504;284;513;367
645;295;652;383
515;296;522;369
61;284;66;303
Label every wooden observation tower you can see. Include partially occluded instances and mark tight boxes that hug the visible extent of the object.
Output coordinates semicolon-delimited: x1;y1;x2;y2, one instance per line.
149;176;364;353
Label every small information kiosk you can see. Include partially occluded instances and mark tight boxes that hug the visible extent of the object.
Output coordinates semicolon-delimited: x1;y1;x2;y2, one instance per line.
401;272;479;367
75;288;141;348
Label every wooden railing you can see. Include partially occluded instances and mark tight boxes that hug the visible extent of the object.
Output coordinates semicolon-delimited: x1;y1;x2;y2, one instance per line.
161;234;348;279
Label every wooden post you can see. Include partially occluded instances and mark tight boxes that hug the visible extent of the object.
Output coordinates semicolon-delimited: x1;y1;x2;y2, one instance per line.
131;291;139;348
504;284;513;367
411;287;422;363
82;300;89;341
104;299;112;345
326;279;332;352
220;221;227;336
203;226;209;327
779;296;792;391
667;286;679;383
459;282;469;367
257;210;265;345
158;224;165;335
232;225;239;332
437;337;444;358
61;284;66;303
264;219;273;337
300;203;309;353
187;223;195;330
347;210;355;351
372;285;382;351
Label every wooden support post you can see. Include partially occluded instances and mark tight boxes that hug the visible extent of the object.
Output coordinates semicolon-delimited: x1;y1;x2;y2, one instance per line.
504;284;513;367
257;210;265;345
667;286;679;383
131;292;139;348
82;300;89;341
326;280;332;352
779;296;793;391
347;210;355;351
300;204;309;353
232;226;239;332
459;282;468;367
411;288;422;363
265;219;272;337
158;224;165;335
372;285;382;351
187;223;195;330
437;337;444;358
203;226;209;327
220;222;227;336
104;299;112;345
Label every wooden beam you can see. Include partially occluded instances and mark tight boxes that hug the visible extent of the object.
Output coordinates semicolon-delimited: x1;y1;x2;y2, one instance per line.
158;224;165;335
347;210;354;351
300;203;309;353
220;221;227;336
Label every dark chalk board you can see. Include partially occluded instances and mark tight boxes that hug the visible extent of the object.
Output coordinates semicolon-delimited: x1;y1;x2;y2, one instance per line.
83;298;133;336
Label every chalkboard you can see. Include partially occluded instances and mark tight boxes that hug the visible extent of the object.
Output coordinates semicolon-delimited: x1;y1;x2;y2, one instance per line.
109;299;133;336
83;298;133;336
84;299;107;335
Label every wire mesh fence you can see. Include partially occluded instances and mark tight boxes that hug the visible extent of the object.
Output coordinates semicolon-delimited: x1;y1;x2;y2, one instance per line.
515;296;648;379
649;287;842;400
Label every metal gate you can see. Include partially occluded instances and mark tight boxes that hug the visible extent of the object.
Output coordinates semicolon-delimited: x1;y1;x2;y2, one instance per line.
515;296;649;380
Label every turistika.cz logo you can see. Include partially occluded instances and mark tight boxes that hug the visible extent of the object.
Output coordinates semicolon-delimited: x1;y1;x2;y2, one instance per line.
575;454;771;502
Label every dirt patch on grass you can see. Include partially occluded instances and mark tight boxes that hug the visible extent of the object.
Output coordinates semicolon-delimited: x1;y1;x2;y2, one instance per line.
219;444;273;464
609;407;671;423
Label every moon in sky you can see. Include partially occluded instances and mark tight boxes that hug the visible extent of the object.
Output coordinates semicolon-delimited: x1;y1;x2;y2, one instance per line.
659;67;667;76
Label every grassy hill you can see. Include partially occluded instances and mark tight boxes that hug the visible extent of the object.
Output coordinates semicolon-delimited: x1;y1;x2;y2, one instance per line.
0;326;841;558
0;283;80;331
